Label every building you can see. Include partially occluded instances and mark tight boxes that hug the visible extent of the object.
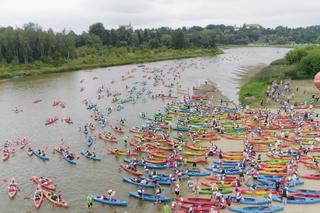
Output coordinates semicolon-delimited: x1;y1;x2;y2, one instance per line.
119;24;133;30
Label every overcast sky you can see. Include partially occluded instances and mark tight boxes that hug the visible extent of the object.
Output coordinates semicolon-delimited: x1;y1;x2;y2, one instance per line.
1;0;319;33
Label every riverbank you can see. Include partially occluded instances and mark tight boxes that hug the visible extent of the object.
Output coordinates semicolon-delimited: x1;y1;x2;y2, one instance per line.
0;48;222;80
239;46;320;107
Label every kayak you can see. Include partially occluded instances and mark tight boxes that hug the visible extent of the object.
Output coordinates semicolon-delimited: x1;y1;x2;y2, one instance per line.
176;197;214;205
140;176;171;185
80;151;101;161
288;189;320;196
43;190;68;208
272;195;320;204
62;152;77;164
3;151;9;161
205;166;241;175
229;206;284;213
212;160;243;167
33;150;49;161
205;175;237;181
301;174;320;180
128;192;171;202
234;197;270;205
120;164;143;176
187;170;210;177
241;188;269;196
34;188;43;209
31;176;55;190
123;176;154;188
108;148;138;157
87;136;93;147
110;125;125;134
199;187;233;194
27;149;33;156
7;177;18;199
92;195;128;206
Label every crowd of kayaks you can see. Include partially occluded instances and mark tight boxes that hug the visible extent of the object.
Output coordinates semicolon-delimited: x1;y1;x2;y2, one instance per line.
5;61;320;213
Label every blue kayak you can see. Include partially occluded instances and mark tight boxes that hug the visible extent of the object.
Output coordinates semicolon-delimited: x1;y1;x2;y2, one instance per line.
33;150;49;161
232;197;270;205
83;129;88;135
187;170;210;177
123;158;181;169
229;205;284;213
140;176;171;185
258;178;304;187
87;136;93;147
128;192;171;202
212;160;243;167
80;151;101;161
246;183;275;190
123;176;154;188
288;189;320;195
62;152;77;164
206;166;240;175
92;195;128;206
272;196;320;204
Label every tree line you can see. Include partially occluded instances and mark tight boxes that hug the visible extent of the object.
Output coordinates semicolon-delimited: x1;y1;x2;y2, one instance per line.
1;22;320;64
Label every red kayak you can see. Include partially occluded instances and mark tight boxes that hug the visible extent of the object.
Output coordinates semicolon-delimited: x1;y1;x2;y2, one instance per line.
301;174;320;180
45;117;58;126
3;150;9;161
120;164;143;176
31;176;56;190
176;197;214;205
34;186;44;209
110;125;125;134
27;149;33;156
7;177;18;199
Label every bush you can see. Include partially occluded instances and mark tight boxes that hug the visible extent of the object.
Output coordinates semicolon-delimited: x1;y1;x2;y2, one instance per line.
285;48;308;64
298;51;320;77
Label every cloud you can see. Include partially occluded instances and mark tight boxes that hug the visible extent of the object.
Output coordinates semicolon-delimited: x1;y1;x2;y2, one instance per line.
0;0;319;33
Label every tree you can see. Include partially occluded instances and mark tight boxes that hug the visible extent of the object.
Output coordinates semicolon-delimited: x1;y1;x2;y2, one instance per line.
89;23;109;45
285;48;308;64
171;31;185;49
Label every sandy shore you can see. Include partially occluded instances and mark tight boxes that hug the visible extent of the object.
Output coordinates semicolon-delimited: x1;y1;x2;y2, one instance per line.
178;74;320;213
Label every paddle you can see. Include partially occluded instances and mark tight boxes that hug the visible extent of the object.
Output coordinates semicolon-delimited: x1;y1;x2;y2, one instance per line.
23;195;31;200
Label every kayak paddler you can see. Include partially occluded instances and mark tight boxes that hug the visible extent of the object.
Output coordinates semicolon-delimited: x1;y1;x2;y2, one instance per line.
87;194;93;208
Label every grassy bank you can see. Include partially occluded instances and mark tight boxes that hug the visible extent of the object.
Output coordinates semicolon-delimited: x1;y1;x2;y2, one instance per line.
0;48;222;80
239;59;296;106
240;46;320;107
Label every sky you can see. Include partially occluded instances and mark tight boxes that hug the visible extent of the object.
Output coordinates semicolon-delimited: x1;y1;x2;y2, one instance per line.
0;0;319;33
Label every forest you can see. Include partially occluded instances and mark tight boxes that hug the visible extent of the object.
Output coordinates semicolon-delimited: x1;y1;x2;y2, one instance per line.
1;22;320;64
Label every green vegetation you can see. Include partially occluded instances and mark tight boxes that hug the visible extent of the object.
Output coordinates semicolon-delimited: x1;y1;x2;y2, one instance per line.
240;45;320;106
0;47;222;79
1;22;320;79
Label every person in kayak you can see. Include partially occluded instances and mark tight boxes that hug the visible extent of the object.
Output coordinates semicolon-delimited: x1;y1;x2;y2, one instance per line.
235;190;242;203
282;186;288;204
9;178;16;187
266;189;273;205
51;192;58;201
34;187;42;201
137;187;144;198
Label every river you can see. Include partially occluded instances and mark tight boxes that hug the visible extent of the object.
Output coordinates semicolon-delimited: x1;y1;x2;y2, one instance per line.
0;47;289;212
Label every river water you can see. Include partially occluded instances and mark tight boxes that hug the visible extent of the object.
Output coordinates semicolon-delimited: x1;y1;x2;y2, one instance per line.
0;47;289;213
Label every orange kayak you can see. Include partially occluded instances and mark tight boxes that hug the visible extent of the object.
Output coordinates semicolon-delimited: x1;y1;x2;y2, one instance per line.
43;190;68;208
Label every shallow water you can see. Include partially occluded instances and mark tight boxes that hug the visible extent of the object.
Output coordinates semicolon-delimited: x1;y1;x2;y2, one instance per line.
0;47;290;212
